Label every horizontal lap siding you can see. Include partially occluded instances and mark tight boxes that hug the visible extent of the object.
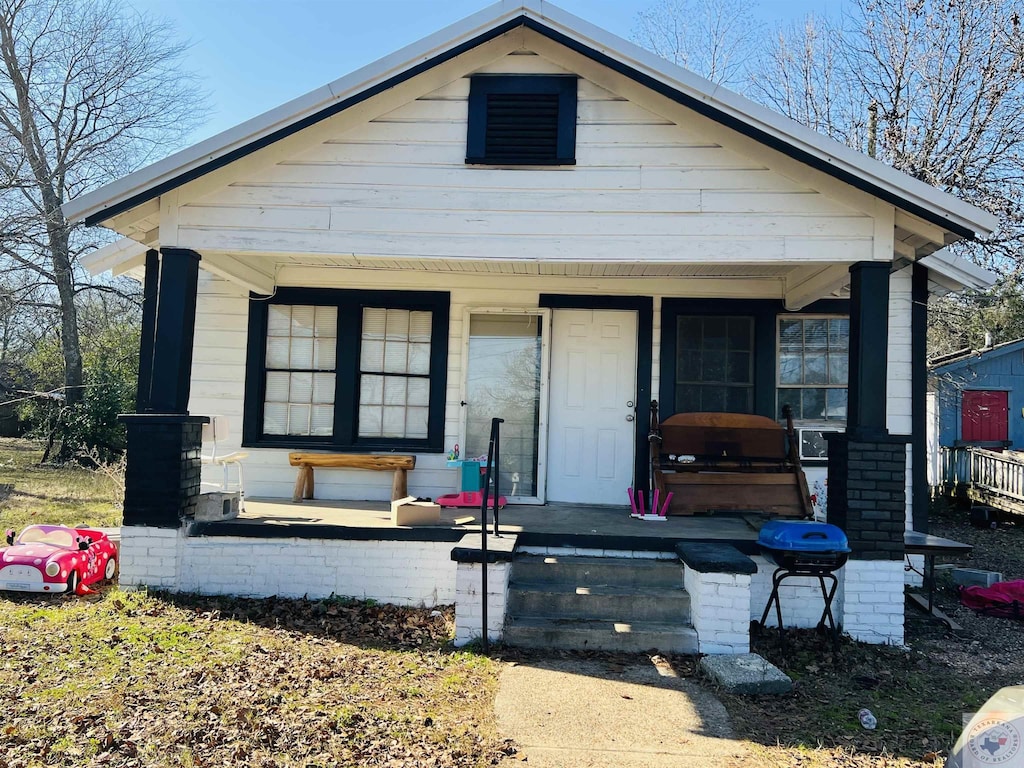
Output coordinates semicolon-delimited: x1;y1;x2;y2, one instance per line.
183;43;893;502
177;45;872;264
887;267;914;529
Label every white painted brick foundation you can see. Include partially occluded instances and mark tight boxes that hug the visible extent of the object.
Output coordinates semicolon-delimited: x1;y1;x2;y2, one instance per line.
118;525;457;606
684;566;750;654
118;527;181;590
840;559;905;645
454;561;511;647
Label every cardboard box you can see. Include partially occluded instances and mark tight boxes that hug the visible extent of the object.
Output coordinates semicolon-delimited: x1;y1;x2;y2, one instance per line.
391;495;441;526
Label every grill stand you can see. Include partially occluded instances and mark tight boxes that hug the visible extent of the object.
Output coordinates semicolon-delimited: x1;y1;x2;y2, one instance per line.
758;566;841;652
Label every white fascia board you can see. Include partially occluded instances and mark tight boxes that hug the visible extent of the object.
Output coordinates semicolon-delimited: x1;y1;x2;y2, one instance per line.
80;237;148;276
63;0;998;240
919;247;997;293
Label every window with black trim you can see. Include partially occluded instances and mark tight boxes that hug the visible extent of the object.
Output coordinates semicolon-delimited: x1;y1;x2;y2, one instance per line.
675;316;754;413
244;289;449;451
776;316;849;421
465;75;577;165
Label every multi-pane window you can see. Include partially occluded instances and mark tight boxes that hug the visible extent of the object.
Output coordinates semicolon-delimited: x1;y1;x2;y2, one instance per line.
777;316;849;421
246;289;448;451
263;305;337;436
675;316;754;413
358;308;432;439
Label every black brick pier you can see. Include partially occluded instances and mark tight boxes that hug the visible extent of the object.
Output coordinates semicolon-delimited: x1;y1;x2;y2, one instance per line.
120;414;208;528
825;434;908;560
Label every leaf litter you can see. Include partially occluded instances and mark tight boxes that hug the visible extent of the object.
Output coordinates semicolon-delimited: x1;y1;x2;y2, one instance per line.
0;590;509;768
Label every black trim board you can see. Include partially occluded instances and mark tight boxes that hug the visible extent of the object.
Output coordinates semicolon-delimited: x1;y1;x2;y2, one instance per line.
539;294;653;496
85;16;976;242
659;297;850;420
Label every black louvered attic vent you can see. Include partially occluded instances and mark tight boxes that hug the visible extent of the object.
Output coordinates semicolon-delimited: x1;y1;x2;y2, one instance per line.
466;75;577;166
484;93;559;162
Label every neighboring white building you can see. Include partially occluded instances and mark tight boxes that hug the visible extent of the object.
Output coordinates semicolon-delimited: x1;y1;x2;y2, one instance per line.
68;1;996;648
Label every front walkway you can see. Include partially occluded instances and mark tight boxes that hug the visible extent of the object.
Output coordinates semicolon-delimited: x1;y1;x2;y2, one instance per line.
495;657;751;767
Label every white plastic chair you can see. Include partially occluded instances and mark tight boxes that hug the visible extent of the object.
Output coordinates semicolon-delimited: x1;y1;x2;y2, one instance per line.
201;415;248;510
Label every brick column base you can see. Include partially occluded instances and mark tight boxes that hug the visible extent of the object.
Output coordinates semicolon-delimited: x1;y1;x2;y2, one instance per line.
826;433;909;645
120;414;209;527
684;568;751;654
454;561;510;647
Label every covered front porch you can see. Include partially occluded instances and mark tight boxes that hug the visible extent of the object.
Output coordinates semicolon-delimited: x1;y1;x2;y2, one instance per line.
197;497;760;550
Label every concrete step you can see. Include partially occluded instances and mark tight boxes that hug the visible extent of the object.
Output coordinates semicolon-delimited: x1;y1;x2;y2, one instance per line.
510;554;683;588
504;616;699;654
507;581;690;623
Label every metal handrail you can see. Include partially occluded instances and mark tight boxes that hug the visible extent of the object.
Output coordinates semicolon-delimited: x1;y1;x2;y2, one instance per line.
478;417;503;653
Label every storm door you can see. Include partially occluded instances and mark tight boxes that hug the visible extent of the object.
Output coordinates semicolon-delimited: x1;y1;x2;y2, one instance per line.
462;310;550;504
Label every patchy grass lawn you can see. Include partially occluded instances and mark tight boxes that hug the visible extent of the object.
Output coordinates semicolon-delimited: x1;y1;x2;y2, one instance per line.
2;438;1022;768
0;438;122;531
0;591;508;768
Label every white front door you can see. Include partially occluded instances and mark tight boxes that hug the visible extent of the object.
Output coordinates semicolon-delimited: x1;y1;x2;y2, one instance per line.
547;309;637;504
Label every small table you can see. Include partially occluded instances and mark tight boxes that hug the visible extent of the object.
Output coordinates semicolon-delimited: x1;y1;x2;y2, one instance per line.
904;531;973;626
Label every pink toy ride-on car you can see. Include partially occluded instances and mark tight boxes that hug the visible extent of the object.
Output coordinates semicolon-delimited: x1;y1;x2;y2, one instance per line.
0;524;118;595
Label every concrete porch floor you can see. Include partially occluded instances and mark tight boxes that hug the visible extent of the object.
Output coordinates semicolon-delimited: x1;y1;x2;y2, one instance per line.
225;498;762;551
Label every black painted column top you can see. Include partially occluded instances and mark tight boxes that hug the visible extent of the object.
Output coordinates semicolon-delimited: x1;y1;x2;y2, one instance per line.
847;261;891;440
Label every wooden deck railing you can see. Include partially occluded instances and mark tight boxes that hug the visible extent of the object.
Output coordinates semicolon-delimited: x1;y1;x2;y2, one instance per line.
940;446;1024;513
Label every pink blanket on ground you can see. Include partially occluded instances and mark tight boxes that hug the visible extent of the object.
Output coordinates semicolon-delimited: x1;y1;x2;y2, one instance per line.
960;580;1024;619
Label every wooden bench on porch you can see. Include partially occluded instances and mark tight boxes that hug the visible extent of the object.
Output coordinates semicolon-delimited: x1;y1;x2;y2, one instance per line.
289;453;416;503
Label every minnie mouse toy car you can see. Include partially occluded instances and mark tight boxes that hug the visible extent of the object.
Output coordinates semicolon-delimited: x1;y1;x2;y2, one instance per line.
0;525;117;594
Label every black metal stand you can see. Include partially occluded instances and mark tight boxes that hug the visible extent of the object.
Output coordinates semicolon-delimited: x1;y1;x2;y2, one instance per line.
758;566;841;651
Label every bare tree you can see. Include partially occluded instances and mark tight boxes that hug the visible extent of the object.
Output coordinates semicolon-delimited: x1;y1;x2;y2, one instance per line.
0;0;206;428
632;0;763;88
749;0;1024;276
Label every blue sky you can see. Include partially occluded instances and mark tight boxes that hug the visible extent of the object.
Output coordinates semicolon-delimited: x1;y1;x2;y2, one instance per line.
130;0;841;144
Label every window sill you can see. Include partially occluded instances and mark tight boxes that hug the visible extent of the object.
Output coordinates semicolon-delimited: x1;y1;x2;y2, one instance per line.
465;157;576;166
242;438;444;453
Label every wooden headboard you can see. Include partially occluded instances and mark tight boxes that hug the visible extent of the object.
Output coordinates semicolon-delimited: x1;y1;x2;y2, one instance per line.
649;404;811;517
657;412;788;462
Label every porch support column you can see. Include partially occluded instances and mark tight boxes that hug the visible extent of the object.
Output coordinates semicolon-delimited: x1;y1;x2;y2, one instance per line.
827;261;907;645
847;261;890;439
146;247;201;413
120;247;206;530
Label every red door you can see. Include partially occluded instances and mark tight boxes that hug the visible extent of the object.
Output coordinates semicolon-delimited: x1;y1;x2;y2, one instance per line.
961;390;1008;443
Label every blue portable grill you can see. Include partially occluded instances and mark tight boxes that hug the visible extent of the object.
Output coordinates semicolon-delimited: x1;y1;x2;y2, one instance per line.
756;521;851;650
758;520;850;571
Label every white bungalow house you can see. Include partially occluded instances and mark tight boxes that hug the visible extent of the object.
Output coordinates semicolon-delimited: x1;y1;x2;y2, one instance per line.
68;0;996;651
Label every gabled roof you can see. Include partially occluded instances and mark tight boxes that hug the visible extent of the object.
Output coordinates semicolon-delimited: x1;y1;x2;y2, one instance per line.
62;0;999;242
929;338;1024;373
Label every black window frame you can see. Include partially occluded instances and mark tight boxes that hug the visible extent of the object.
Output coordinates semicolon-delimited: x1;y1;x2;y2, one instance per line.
465;74;578;166
659;298;849;421
243;287;450;452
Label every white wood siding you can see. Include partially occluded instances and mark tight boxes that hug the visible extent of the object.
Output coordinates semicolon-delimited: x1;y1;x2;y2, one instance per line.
172;33;880;266
886;266;915;529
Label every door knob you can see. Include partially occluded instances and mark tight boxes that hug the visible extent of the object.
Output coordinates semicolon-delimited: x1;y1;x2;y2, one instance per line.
626;414;635;422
